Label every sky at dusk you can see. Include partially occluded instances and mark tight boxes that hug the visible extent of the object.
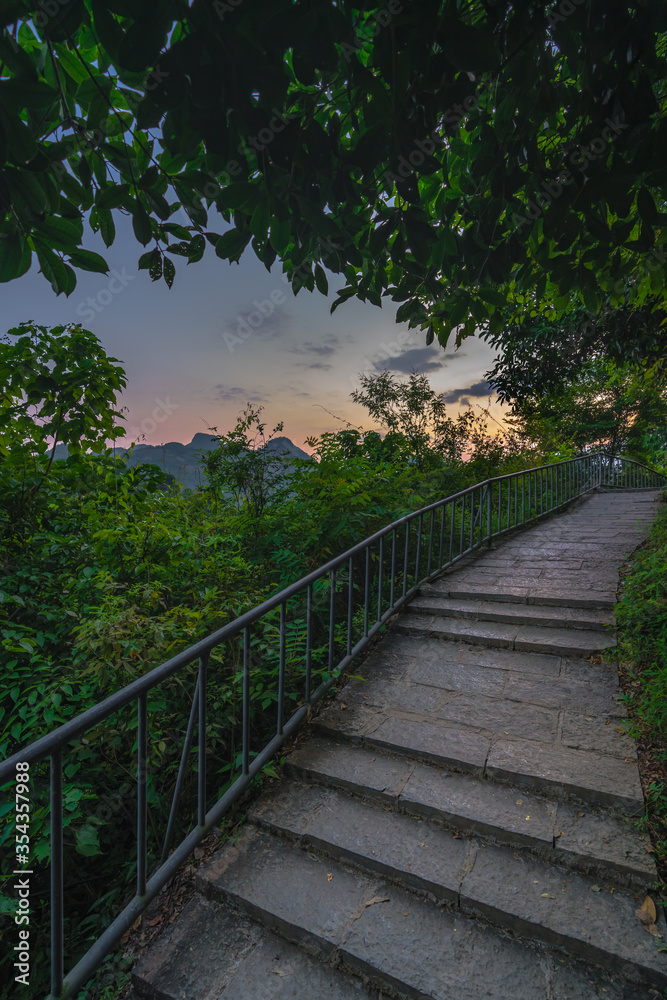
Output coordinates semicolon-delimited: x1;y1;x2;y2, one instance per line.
1;213;503;452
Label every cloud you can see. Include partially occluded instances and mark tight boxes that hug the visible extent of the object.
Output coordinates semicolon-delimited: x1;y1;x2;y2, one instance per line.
221;303;293;341
297;361;333;371
289;332;341;358
372;347;450;374
214;385;266;403
442;380;494;404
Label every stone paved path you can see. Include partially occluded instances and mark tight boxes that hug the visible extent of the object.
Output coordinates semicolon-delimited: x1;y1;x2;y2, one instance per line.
133;489;666;1000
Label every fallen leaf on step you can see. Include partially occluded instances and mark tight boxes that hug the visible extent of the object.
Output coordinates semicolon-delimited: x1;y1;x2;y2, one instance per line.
591;885;601;892
364;896;390;909
637;897;660;934
148;915;162;927
639;896;657;923
541;893;557;899
274;965;293;977
327;873;333;882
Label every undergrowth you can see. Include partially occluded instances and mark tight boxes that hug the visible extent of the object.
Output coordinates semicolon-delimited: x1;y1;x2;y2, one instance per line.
616;493;667;882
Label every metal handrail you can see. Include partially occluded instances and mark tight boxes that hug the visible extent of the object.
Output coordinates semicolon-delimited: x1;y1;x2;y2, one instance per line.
1;451;664;999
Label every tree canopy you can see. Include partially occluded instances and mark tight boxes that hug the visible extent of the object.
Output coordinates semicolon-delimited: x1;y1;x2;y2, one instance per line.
504;357;667;459
1;1;667;356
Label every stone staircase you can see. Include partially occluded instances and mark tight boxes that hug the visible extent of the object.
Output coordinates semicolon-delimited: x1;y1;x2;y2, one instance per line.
132;490;665;1000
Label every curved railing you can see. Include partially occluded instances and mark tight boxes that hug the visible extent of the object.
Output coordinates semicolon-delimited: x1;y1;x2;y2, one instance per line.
1;451;664;998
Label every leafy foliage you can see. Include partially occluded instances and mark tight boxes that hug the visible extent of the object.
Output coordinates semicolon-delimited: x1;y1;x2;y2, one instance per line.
502;358;667;460
1;2;667;353
485;301;667;404
615;497;667;876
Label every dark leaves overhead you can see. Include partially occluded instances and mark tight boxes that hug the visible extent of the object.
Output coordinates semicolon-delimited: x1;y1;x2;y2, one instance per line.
0;0;666;367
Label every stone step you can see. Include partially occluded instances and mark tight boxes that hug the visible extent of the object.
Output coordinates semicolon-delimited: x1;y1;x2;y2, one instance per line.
395;613;616;657
411;594;615;631
427;581;617;610
132;894;376;1000
285;737;655;889
199;823;667;993
315;710;645;814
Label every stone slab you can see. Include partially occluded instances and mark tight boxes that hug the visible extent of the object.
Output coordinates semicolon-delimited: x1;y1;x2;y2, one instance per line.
456;643;562;676
366;715;490;774
397;615;519;647
548;962;636;1000
315;702;386;741
559;657;622;689
249;780;327;836
349;676;444;714
132;895;259;1000
341;884;552;1000
460;845;667;986
198;827;380;955
436;692;559;743
504;673;621;715
407;658;508;697
400;762;556;847
445;583;531;602
305;786;468;901
555;804;657;888
285;737;412;802
221;934;375;1000
486;738;644;813
514;625;616;657
561;714;636;759
525;590;616;610
409;597;613;630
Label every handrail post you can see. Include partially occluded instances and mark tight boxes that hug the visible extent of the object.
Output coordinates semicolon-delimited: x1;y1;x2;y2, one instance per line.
487;482;492;547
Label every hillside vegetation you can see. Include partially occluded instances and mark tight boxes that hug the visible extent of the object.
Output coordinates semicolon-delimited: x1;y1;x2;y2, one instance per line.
0;322;665;998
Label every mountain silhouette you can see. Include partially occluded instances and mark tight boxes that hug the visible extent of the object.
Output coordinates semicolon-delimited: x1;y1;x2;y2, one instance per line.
53;434;310;490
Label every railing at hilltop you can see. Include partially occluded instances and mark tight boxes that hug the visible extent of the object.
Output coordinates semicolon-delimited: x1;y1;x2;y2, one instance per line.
1;452;664;999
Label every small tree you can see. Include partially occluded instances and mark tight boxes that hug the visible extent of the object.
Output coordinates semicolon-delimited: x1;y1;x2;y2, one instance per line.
0;322;126;467
203;406;293;522
351;371;503;469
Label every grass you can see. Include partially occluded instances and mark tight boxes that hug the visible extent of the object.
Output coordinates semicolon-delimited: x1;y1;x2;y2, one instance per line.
615;493;667;883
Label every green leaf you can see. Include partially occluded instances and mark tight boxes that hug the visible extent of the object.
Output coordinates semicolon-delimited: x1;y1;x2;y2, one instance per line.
187;234;205;263
149;248;162;281
36;215;84;248
215;228;252;261
98;207;116;248
96;183;131;210
0;107;38;164
68;249;110;274
35;243;73;295
163;256;175;288
314;263;329;295
0;232;31;282
270;217;292;253
132;208;153;246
